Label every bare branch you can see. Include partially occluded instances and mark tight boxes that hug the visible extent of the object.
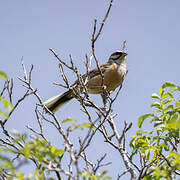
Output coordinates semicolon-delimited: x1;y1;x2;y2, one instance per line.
49;48;73;70
93;0;114;42
21;56;28;81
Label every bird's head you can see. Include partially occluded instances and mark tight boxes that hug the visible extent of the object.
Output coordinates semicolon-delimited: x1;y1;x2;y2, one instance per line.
108;50;127;64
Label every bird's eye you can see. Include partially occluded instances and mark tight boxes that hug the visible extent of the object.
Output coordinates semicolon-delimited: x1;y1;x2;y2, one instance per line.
112;52;122;57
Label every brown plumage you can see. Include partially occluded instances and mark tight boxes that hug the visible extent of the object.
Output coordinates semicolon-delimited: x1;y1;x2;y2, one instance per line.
44;50;127;113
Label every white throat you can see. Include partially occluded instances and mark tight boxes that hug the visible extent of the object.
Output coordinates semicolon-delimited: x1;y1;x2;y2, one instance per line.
114;59;127;76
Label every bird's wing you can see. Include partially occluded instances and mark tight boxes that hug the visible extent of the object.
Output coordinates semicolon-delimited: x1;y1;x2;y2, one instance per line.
72;62;112;86
87;62;111;79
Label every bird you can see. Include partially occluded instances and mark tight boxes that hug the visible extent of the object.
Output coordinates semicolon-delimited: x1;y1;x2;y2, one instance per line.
44;50;128;113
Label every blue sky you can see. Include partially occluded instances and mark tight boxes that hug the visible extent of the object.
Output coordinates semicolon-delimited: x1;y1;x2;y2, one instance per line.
0;0;180;178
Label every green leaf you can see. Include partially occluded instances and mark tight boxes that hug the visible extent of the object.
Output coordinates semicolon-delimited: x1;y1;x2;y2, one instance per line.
175;107;180;113
171;113;178;122
162;81;177;89
138;113;154;128
0;111;9;119
0;72;8;80
164;105;173;112
0;155;11;162
136;130;151;136
51;146;57;153
151;102;161;109
169;152;180;168
154;121;164;127
130;148;138;159
175;102;180;108
162;99;172;106
151;93;160;99
165;113;180;130
160;143;169;151
160;88;164;96
51;146;65;156
144;149;150;160
168;152;180;164
80;123;91;128
61;117;72;124
54;149;65;156
162;82;180;92
161;92;173;100
80;123;96;130
17;172;24;180
23;143;30;158
0;96;13;111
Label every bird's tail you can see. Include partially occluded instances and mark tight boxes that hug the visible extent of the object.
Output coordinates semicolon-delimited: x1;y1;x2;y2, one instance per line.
44;90;73;113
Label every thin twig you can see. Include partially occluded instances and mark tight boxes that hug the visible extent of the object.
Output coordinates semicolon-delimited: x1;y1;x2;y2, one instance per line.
93;0;114;42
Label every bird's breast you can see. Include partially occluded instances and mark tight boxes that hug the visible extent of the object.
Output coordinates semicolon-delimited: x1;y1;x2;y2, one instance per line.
87;63;127;94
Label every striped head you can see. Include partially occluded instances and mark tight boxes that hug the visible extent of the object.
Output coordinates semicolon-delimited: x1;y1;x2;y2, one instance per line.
108;50;127;65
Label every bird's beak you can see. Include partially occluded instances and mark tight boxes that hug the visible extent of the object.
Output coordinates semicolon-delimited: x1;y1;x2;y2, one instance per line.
124;52;128;56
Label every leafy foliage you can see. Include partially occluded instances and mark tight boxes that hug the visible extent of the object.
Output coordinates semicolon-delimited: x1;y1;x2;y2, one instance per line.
0;71;8;81
1;71;179;179
0;72;110;179
61;117;94;130
0;130;110;180
80;170;111;180
0;72;13;119
130;81;180;179
0;130;65;179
